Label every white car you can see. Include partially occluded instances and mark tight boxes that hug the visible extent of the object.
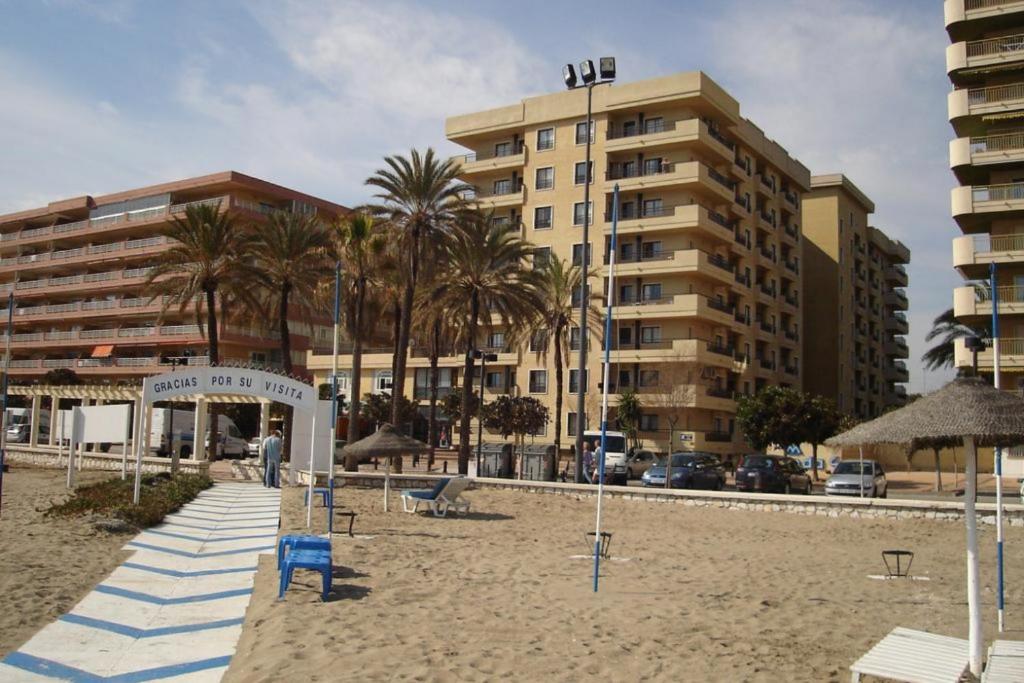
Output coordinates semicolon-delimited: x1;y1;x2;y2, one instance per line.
247;437;261;457
825;460;888;498
582;430;628;485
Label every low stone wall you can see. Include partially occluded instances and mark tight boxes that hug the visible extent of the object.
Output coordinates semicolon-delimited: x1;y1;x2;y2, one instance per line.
327;471;1024;525
6;446;210;476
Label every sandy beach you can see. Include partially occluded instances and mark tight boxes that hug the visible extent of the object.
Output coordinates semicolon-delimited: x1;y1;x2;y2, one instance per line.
226;484;1024;682
0;465;131;657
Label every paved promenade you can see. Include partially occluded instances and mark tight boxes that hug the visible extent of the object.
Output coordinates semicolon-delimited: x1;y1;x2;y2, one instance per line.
0;483;280;682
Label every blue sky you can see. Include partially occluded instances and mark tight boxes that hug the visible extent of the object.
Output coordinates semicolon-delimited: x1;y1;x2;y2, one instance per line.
0;0;953;393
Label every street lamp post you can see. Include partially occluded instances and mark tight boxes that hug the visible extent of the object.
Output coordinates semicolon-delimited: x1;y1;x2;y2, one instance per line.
563;57;616;483
473;349;498;474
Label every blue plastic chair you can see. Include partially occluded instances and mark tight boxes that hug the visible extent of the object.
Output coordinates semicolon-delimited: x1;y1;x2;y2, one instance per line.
277;534;331;569
303;487;332;508
279;549;332;601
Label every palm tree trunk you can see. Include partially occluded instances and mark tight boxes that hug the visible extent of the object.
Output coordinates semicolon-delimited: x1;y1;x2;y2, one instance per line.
390;299;401;392
811;443;819;481
458;292;480;475
934;447;943;492
345;278;366;471
553;322;564;477
427;318;440;471
278;283;293;460
205;287;220;461
391;229;419;427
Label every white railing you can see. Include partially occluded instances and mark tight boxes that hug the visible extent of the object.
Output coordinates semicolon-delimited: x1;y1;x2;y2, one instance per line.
51;247;84;260
8;360;39;368
967;82;1024;105
966;33;1024;58
83;271;116;283
41;359;73;368
81;300;118;311
53;220;89;235
124;267;153;279
974;233;1024;252
160;324;201;336
79;329;117;339
47;303;78;314
43;331;77;341
972;182;1024;202
118;327;157;337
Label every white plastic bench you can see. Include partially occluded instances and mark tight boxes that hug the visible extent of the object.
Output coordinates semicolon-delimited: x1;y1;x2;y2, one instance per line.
983;640;1024;682
850;627;969;683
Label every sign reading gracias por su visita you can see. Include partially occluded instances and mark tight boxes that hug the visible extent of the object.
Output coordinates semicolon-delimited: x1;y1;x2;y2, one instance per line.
143;367;315;411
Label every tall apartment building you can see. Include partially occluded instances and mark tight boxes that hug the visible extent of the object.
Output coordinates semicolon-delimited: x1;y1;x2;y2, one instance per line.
947;1;1024;384
308;72;810;457
801;175;910;419
0;172;347;382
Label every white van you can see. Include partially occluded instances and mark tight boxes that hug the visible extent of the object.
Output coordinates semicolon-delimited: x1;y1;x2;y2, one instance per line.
149;409;247;459
5;408;50;443
583;430;628;485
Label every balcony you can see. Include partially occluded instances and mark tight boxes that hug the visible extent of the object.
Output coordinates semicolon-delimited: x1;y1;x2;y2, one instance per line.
954;336;1024;369
731;194;752;218
606;204;733;242
783;257;799;275
782;222;800;243
608;338;737;370
613;249;735;286
755;173;776;197
0;236;171;275
949;82;1024;134
884;361;909;383
0;295;192;324
884;288;909;309
616;293;738;327
885;311;909;334
884;263;909;287
756;243;777;263
955;282;1024;320
604;161;734;203
4;355;211;376
884;337;910;358
947;32;1024;78
783;328;800;344
454;146;526;176
618;384;736;411
952;183;1024;230
782;291;799;310
604;118;734;162
0;196;227;247
470;186;524;209
953;233;1024;278
0;266;156;299
945;1;1024;39
950;133;1024;185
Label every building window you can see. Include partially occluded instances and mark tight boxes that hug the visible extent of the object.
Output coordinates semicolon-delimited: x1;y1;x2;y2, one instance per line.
374;370;393;393
620;242;635;261
484;371;504;389
569;368;588;393
574;161;593;185
494;142;512;157
640;414;659;432
568;412;579;437
641;241;662;259
575;120;595;145
573;201;593;226
618;369;633;388
620;200;635;219
640;326;661;344
537;128;554;151
493;178;514;195
535;167;554;191
641;283;662;302
642;198;663;217
487;331;505;350
328;371;350;394
534;206;553;230
529;370;548;393
643;157;663;176
618;326;633;346
532;247;551;270
571;242;592;266
639;370;659;387
643;117;664;135
619;283;635;303
570;326;581;351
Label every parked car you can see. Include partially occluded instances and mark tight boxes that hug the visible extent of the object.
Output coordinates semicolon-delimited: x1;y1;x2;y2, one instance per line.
735;454;812;494
626;449;657;479
583;430;628;485
641;452;726;490
247;437;262;457
825;459;888;498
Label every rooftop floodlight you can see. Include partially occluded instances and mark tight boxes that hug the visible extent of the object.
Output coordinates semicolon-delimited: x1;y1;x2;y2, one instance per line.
580;59;596;85
599;57;616;80
563;63;578;89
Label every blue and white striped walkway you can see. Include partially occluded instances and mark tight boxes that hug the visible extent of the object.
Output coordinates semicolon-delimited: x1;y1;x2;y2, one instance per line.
0;483;280;682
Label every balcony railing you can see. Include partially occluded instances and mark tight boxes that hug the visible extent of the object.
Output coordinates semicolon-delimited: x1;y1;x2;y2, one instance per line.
459;143;524;163
972;182;1024;202
783;223;799;240
707;167;734;190
0;236;170;269
757;319;776;334
706;126;735;151
0;266;156;294
606;161;674;180
973;233;1024;252
606;120;667;139
757;358;776;371
970;133;1024;158
967;82;1024;106
783;364;799;376
783;258;799;274
758;282;776;298
758;209;776;227
783;292;799;307
966;33;1024;58
782;189;799;207
757;244;776;262
706;386;735;400
966;0;1024;11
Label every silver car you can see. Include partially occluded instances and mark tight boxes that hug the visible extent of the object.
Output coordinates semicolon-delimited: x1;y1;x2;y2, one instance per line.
626;449;657;479
825;460;888;498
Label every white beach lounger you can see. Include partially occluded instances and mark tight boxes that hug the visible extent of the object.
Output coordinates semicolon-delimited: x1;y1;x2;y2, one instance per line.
400;477;471;517
849;627;969;683
982;640;1024;682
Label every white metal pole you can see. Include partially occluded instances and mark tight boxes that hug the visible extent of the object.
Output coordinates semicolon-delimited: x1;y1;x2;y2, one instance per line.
121;403;131;480
133;380;150;505
964;435;983;677
990;261;1006;632
66;408;79;489
306;412;317;528
56;410;64;467
384;455;391;513
328;261;341;533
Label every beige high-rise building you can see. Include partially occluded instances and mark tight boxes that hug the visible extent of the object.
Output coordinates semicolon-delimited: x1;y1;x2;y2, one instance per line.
801;175;910;419
309;72;811;457
947;1;1024;383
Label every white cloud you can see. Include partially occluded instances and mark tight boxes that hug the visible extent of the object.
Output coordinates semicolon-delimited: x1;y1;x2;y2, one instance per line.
707;0;956;393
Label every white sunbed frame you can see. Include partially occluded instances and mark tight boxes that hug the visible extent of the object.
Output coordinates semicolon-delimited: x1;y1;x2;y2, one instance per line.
850;627;969;683
401;477;472;517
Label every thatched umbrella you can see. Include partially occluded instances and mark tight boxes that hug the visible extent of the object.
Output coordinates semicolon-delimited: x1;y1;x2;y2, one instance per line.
826;377;1024;675
341;423;429;511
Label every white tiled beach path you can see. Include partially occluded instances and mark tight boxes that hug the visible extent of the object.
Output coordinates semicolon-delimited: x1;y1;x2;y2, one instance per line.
0;483;280;682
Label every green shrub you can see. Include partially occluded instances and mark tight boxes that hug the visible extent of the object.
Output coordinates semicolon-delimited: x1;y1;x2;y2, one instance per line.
47;473;214;530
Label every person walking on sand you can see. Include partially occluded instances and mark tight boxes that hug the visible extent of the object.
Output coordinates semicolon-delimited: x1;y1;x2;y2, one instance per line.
262;429;283;488
582;441;595;484
592;440;604;484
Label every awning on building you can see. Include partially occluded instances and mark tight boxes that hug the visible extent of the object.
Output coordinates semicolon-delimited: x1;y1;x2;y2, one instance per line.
91;345;114;358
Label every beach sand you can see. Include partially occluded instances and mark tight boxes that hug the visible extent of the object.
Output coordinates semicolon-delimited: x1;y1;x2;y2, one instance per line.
227;485;1024;682
0;465;131;657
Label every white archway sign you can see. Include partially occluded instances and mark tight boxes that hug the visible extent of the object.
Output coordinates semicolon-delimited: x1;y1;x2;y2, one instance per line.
134;366;319;504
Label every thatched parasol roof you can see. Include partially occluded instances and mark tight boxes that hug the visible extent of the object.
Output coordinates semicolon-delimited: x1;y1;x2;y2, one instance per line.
826;376;1024;451
340;423;428;457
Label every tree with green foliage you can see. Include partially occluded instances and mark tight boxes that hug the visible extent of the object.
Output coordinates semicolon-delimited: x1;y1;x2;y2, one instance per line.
735;386;805;451
481;395;549;477
440;387;479;424
799;394;842;481
615;389;642;454
42;368;83;386
360;392;417;431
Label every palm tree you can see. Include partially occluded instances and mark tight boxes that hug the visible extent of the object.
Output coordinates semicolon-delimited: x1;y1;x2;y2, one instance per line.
922;308;988;372
254;210;333;375
414;286;461;470
144;202;263;459
531;256;603;472
363;149;471;425
334;214;386;469
432;211;541;474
